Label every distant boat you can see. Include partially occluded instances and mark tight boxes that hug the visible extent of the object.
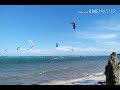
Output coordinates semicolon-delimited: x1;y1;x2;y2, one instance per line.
117;54;120;55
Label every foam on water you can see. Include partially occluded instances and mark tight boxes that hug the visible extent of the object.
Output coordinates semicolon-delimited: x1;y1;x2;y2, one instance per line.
40;72;105;85
0;56;107;85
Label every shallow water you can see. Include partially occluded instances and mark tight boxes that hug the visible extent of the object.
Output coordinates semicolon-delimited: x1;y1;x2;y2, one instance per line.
0;56;110;85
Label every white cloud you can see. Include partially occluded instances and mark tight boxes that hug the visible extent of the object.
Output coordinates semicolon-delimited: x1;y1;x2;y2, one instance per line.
56;46;76;52
74;15;120;41
22;49;54;55
99;25;120;31
1;46;119;56
75;47;104;52
93;34;117;39
75;31;118;40
1;49;55;56
93;21;120;31
56;46;104;52
100;41;120;46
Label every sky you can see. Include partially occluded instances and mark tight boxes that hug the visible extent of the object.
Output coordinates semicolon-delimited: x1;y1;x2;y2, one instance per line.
0;5;120;56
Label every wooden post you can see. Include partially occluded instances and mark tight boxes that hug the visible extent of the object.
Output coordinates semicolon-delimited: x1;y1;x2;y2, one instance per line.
105;52;120;85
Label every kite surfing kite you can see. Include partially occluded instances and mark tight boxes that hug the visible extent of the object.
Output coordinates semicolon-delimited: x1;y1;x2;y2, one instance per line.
72;49;74;52
5;49;7;52
71;22;76;29
27;40;34;50
56;43;58;48
17;47;20;50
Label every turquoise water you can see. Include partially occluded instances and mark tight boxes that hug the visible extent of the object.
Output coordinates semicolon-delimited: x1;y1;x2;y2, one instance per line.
0;56;109;85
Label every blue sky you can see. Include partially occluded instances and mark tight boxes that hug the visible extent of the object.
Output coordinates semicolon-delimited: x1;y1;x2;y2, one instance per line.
0;5;120;56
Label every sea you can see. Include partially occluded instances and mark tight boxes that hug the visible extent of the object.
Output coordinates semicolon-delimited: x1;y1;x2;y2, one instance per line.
0;55;118;85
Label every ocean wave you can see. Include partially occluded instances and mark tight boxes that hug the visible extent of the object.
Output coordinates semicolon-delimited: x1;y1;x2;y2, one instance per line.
39;72;105;85
53;57;65;60
38;70;61;75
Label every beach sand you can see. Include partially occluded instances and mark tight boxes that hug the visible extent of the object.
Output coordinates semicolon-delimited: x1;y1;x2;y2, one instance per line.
39;72;106;85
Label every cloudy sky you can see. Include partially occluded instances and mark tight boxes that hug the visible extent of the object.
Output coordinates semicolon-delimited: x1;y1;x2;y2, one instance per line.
0;5;120;56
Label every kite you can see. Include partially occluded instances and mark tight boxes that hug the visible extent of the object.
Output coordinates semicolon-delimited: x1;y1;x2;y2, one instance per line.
27;40;34;50
56;43;58;48
71;22;76;29
17;47;20;50
72;49;74;52
5;49;7;52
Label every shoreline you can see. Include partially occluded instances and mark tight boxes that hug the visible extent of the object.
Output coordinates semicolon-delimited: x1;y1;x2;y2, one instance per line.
39;72;105;85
